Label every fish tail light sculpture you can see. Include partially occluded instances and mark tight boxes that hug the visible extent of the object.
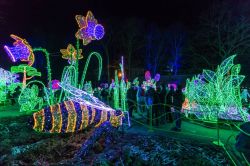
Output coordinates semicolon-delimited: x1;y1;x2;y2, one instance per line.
31;100;123;133
28;82;125;159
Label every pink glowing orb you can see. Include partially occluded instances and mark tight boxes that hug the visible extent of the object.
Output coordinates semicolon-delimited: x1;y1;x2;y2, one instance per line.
52;80;60;90
145;71;151;81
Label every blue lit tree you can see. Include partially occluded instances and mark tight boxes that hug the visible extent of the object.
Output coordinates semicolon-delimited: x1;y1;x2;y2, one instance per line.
167;26;185;75
145;24;168;75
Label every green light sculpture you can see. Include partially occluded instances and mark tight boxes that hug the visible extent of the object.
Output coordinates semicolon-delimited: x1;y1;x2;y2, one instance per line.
33;48;53;105
119;56;127;112
11;64;41;89
113;70;120;109
80;52;102;89
18;84;43;112
83;81;94;94
185;55;249;122
0;68;20;103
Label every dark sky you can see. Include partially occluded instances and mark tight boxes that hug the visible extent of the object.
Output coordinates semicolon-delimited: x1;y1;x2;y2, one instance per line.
0;0;211;72
0;0;211;40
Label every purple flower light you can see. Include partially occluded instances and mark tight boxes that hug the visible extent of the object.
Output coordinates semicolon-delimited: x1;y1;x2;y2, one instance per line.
4;35;32;63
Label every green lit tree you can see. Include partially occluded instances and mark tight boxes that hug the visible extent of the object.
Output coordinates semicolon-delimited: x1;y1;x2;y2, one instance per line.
11;64;41;89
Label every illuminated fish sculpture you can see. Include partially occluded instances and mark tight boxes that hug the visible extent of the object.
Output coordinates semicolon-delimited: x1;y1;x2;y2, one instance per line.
4;34;35;66
30;82;124;159
32;100;123;133
75;11;105;45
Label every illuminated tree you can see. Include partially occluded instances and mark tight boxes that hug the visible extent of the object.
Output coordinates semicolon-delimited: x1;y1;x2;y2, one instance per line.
167;25;185;75
11;64;41;88
145;25;167;75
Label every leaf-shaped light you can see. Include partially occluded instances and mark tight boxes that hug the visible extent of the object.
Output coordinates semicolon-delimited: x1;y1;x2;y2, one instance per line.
219;54;236;76
202;69;215;82
231;75;245;87
231;64;241;75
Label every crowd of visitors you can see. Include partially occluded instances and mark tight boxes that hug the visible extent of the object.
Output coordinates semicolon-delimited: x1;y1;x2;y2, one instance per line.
93;80;185;131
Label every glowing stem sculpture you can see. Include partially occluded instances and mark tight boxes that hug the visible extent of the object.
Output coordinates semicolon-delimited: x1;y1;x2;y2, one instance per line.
120;56;127;111
113;70;120;109
76;39;80;87
80;52;102;89
33;48;53;105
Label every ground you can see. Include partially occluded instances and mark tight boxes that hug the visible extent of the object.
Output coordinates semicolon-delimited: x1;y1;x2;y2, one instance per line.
0;105;247;165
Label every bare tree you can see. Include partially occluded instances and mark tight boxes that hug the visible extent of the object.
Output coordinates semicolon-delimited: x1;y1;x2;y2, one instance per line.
145;25;168;75
167;25;185;75
190;0;250;69
118;18;144;78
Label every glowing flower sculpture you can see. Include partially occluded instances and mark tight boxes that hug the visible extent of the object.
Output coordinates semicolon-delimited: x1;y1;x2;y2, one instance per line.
60;44;83;61
143;71;159;90
75;11;105;45
4;34;35;66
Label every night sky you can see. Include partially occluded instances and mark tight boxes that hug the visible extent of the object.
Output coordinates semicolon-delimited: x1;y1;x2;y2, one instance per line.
1;0;249;84
0;0;210;43
0;0;208;74
0;0;210;63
